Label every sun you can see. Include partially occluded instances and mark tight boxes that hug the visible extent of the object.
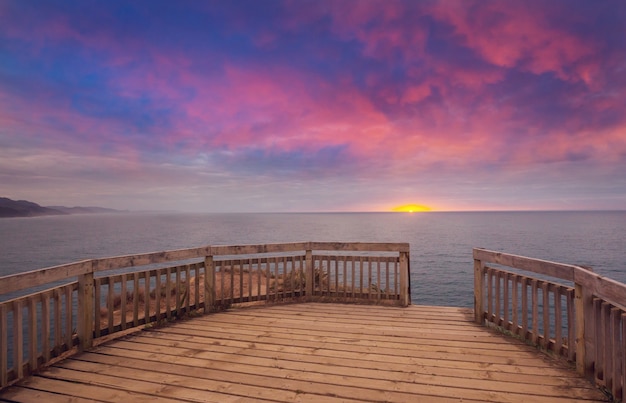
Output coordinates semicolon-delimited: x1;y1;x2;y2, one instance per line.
391;204;432;213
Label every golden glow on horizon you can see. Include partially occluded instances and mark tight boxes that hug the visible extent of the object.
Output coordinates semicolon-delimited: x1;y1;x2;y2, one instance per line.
391;204;432;213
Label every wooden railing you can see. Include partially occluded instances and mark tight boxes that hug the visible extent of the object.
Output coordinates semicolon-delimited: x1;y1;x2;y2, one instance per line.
0;242;410;389
474;248;626;402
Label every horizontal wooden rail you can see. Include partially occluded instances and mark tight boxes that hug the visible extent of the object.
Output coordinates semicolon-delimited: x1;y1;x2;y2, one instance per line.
474;248;626;402
0;242;410;390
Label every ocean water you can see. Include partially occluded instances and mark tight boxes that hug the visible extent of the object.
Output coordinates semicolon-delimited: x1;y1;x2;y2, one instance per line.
0;211;624;307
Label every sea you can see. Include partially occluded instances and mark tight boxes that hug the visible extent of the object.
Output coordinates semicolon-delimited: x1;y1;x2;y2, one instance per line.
1;211;624;308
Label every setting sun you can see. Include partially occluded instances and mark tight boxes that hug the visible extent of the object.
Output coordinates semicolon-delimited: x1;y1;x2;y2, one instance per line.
391;204;432;213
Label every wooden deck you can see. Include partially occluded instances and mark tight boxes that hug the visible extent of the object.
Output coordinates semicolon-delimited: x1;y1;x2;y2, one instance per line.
0;303;606;403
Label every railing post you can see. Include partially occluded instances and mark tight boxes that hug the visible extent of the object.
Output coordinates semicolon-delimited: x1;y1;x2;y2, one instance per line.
204;255;215;313
399;251;410;307
77;264;94;352
305;249;313;301
474;257;485;324
576;280;597;378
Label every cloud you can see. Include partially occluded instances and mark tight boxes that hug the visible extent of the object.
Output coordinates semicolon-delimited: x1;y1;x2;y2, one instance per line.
0;0;625;211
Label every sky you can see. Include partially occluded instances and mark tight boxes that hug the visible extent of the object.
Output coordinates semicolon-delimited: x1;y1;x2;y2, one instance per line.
1;1;625;212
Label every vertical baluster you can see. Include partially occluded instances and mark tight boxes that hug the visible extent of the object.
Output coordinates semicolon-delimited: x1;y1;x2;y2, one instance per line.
0;303;7;387
359;256;364;298
175;266;182;316
351;256;356;298
567;288;575;361
376;258;381;301
521;277;529;341
65;285;73;349
120;274;127;329
194;264;200;309
609;307;620;399
593;298;603;382
494;270;501;324
503;273;509;329
41;292;50;363
133;272;140;327
602;303;612;390
13;300;23;379
542;282;549;348
53;289;62;352
107;278;114;334
486;268;493;323
93;278;101;338
144;271;151;324
512;275;519;335
28;297;37;372
249;259;254;301
155;270;162;321
165;268;172;320
554;286;563;356
531;279;539;344
257;258;262;301
185;265;191;313
385;259;391;299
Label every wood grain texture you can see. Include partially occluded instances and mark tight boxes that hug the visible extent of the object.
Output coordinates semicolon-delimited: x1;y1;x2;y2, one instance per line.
0;303;605;402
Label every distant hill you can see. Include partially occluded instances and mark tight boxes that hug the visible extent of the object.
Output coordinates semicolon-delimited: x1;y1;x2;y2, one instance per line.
46;206;121;215
0;197;123;218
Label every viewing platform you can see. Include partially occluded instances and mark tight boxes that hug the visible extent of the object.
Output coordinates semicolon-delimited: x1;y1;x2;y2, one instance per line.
1;242;624;402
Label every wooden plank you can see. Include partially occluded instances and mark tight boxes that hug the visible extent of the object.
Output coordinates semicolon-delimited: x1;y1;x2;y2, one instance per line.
107;277;114;334
57;358;351;403
53;288;62;352
165;268;171;319
0;303;7;387
144;271;150;325
609;307;621;400
567;288;575;361
531;279;539;344
602;302;613;390
41;292;50;363
133;272;140;327
473;248;575;282
554;286;563;356
0;303;606;402
622;312;626;403
593;298;603;382
121;274;128;329
0;385;98;403
28;297;37;372
542;282;549;348
0;260;92;295
512;274;519;334
521;277;529;341
12;372;184;402
503;272;509;328
13;299;23;379
139;330;592;382
65;285;73;349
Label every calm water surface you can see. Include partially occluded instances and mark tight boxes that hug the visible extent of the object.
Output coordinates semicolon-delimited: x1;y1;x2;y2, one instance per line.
1;212;624;307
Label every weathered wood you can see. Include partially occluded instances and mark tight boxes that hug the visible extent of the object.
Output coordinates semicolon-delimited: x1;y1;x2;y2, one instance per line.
77;272;93;352
530;279;538;344
399;251;409;307
575;282;586;374
0;303;7;387
567;288;575;362
305;249;313;300
0;304;605;402
609;307;620;398
28;297;37;372
13;300;23;379
542;282;549;349
474;259;484;324
622;313;626;403
204;256;215;313
554;286;563;356
0;260;92;295
473;249;576;282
